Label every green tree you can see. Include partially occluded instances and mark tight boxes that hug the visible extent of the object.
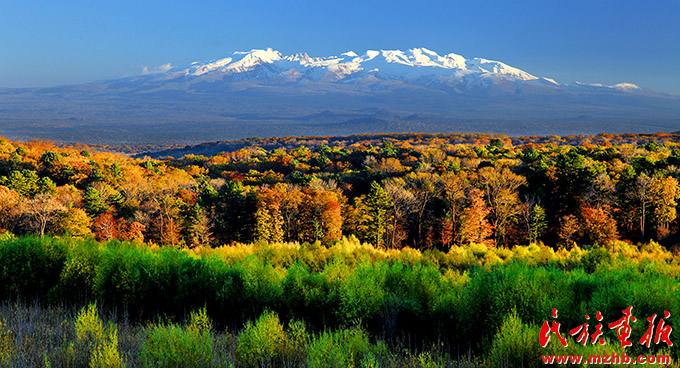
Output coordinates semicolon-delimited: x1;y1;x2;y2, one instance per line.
550;150;599;218
487;138;504;151
380;141;397;158
359;181;393;248
37;177;57;195
83;187;107;216
528;204;547;244
215;181;256;243
109;163;123;185
40;151;61;166
1;170;40;197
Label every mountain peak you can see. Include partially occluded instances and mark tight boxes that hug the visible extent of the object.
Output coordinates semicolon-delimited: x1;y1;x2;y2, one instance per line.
161;48;653;93
4;47;678;145
613;83;641;91
183;47;536;81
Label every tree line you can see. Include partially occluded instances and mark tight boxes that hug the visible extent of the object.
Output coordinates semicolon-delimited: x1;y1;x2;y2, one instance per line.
1;133;680;250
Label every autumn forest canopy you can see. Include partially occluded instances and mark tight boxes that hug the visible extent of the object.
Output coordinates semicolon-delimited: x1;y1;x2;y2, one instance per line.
3;132;680;249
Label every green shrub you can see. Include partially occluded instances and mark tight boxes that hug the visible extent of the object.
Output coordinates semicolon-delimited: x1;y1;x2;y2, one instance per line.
174;256;216;312
210;257;247;314
90;327;125;368
236;310;287;367
488;311;539;368
188;306;213;333
385;262;445;318
461;263;574;346
298;241;329;272
580;246;611;273
307;327;375;368
489;310;633;368
55;239;102;302
334;259;387;324
74;303;125;368
282;262;331;323
409;351;446;368
138;307;214;368
0;318;14;366
75;304;106;350
93;243;146;308
0;236;67;298
236;255;285;308
4;235;680;366
285;319;309;366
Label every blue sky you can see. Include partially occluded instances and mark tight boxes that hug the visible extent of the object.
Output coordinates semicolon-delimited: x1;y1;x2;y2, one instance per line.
1;0;678;92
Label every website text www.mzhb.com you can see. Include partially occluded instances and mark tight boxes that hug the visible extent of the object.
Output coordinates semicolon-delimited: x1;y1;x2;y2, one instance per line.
542;352;671;365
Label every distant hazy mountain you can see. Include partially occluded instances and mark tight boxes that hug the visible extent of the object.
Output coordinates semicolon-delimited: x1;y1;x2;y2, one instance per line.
1;48;678;145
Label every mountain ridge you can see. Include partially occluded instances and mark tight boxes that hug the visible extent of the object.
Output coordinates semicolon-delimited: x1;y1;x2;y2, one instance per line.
0;47;678;145
137;47;649;93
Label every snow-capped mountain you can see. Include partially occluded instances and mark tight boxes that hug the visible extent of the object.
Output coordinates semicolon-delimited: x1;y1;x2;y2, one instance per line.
175;47;538;83
131;47;645;94
0;47;678;145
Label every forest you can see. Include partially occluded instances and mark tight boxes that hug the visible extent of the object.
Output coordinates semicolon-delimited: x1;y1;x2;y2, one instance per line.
3;132;680;248
1;132;680;367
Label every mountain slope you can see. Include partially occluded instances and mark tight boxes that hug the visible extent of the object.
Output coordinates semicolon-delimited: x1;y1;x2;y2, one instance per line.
0;48;678;145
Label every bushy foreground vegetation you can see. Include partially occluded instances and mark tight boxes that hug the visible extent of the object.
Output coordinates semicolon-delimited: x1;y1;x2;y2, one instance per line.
0;301;474;368
1;236;679;366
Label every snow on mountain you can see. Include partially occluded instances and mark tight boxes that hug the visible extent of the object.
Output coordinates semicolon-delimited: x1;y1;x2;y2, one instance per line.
464;58;536;81
168;48;542;86
3;47;678;146
135;47;649;95
613;83;641;91
567;81;646;93
188;48;283;76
